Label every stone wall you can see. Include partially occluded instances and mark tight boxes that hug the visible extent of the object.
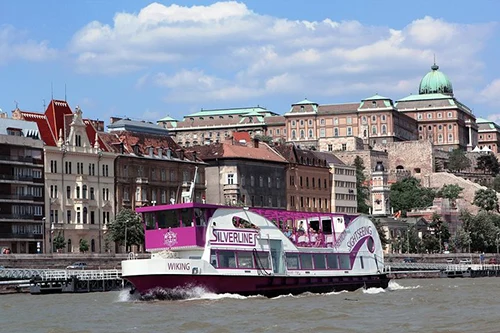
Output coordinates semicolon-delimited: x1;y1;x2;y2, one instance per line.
374;140;435;176
334;149;388;174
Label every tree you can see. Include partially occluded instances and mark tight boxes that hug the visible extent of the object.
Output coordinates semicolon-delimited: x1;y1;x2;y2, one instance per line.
108;208;144;252
354;156;370;214
429;213;450;253
473;188;499;212
492;176;500;192
372;218;388;250
447;149;471;172
390;177;435;216
79;239;89;253
469;211;499;252
53;233;66;251
476;154;500;175
437;184;463;208
449;228;471;253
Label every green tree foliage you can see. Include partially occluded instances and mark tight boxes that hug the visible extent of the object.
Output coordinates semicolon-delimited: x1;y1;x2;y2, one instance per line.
492;176;500;192
458;209;500;252
447;149;471;172
354;156;370;214
79;239;89;253
108;209;144;252
476;154;500;175
473;188;499;212
53;233;66;251
449;227;471;253
428;213;450;253
253;135;273;144
389;177;435;216
437;184;463;201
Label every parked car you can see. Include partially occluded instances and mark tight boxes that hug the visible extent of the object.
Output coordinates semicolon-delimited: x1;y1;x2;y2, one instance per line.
403;258;416;263
459;259;472;265
446;258;454;264
66;262;87;269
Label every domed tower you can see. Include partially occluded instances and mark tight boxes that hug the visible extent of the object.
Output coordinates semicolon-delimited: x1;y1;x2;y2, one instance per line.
418;62;453;96
371;161;391;216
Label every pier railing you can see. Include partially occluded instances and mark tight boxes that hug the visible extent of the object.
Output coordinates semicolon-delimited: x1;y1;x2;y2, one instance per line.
0;268;122;280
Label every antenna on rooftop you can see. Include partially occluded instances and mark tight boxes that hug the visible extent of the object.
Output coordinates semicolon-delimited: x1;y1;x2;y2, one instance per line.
14;100;18;109
64;83;67;101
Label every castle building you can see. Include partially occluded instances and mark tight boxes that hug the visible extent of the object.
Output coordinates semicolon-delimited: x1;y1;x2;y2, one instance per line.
12;100;115;253
157;106;286;146
476;118;500;153
0;117;45;254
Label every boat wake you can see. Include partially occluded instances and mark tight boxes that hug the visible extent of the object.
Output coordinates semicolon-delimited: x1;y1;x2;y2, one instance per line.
138;285;257;302
387;280;420;291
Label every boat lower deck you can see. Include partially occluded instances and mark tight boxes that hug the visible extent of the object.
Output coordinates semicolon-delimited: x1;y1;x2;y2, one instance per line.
126;273;390;298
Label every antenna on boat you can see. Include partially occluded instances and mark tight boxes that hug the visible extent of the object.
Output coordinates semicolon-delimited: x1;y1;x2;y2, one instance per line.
181;166;198;203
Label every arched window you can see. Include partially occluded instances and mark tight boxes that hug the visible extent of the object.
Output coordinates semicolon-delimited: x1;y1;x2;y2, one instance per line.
91;239;95;252
82;185;87;199
372;125;377;135
83;207;88;224
76;186;80;199
300;130;305;139
381;124;387;135
67;239;72;253
291;130;296;140
308;129;313;138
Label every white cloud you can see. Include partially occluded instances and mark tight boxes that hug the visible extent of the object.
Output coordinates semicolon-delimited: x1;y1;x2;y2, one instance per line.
479;79;500;106
69;2;497;103
0;25;57;65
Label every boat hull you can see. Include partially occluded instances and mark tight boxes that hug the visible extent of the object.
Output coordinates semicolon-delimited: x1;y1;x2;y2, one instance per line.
125;273;390;298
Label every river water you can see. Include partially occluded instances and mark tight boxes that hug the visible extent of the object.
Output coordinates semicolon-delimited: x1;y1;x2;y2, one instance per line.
1;278;499;333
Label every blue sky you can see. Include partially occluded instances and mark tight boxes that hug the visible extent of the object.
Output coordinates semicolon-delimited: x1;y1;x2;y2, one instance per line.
1;0;500;124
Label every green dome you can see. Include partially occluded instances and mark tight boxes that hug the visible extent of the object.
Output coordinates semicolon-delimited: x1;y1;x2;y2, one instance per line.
418;63;453;95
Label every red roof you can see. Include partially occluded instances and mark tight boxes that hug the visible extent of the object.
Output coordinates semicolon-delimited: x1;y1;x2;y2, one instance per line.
193;140;288;164
232;131;252;143
83;119;108;152
17;111;56;146
45;100;72;140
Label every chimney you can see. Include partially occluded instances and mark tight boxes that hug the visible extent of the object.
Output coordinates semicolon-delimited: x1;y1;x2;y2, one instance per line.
253;138;259;148
166;148;172;159
178;149;185;160
149;146;154;157
158;147;163;158
109;117;122;124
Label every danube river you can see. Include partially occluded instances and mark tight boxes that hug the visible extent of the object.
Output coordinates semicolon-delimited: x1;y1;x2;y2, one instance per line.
2;278;499;333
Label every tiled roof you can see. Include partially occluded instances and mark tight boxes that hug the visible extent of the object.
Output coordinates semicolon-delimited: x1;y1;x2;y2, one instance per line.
192;140;287;164
17;110;57;146
264;115;285;124
273;144;330;167
108;119;170;135
318;103;359;115
83;119;108;152
101;130;198;161
312;151;347;166
45;100;73;141
232;132;252;143
185;106;276;117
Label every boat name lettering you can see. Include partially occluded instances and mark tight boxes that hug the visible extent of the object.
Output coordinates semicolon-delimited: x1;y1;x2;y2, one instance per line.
211;229;257;246
333;230;347;250
346;226;373;251
167;262;191;271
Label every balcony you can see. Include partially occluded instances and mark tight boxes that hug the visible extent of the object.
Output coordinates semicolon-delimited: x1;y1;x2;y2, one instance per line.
0;174;34;182
223;183;240;195
0;214;36;220
0;232;43;240
0;155;36;165
136;177;149;184
0;194;37;201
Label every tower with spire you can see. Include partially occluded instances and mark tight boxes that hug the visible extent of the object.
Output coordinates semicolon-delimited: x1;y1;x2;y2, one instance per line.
371;161;391;216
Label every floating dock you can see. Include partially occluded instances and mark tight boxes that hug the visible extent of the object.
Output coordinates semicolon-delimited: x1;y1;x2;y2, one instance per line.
440;264;500;278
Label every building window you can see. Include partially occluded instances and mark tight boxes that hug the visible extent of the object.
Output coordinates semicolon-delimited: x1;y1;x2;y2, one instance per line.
250;176;255;186
308;129;313;138
328;144;333;152
90;187;95;200
76;186;80;199
342;143;347;151
448;124;453;130
227;174;234;185
438;125;442;130
372;125;377;135
381;124;387;135
438;134;443;143
50;160;57;173
291;130;297;140
67;210;71;224
334;128;339;137
437;113;442;118
291;120;296;127
300;130;305;139
347;117;352;124
83;207;88;224
347;127;352;136
90;211;95;224
268;177;272;188
77;207;81;223
447;112;452;118
427;113;432;119
82;185;87;199
65;161;72;174
381;115;386;122
448;134;453;142
362;116;367;124
417;113;422;120
308;119;312;126
372;115;376;122
300;120;304;127
50;185;58;198
320;128;325;137
259;176;264;187
66;186;71;199
320;119;325;125
334;118;339;125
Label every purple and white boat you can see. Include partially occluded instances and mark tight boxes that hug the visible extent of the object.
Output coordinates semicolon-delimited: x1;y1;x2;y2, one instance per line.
122;203;390;298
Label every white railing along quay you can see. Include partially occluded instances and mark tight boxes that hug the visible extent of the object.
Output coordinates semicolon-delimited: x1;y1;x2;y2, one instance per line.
0;268;122;280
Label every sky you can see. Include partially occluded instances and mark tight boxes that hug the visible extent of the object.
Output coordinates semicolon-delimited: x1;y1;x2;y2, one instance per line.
1;0;500;125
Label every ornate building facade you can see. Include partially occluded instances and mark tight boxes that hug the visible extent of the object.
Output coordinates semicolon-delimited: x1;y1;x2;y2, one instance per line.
12;100;115;253
476;118;500;153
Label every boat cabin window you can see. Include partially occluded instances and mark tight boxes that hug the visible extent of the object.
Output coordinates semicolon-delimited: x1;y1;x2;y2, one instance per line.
180;208;193;227
194;208;206;226
339;254;351;270
254;251;271;270
210;250;218;267
218;250;236;268
313;254;326;269
144;213;156;230
285;253;300;269
237;252;255;269
309;219;319;232
322;219;332;234
157;210;179;229
300;254;313;269
326;254;339;269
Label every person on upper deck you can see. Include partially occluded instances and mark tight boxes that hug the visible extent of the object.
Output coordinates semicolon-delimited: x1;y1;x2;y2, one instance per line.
298;221;305;233
284;226;292;239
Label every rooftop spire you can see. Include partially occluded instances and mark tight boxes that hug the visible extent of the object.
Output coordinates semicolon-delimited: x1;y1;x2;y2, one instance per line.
431;54;439;71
